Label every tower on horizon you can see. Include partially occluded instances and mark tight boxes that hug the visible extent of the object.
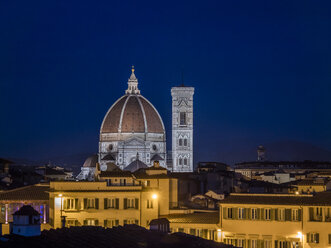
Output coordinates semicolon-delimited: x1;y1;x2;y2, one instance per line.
171;86;194;172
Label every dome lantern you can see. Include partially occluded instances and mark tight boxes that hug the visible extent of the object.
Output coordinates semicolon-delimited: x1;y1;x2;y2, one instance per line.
125;66;140;95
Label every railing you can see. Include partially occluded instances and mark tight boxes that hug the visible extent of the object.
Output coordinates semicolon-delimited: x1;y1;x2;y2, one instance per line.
310;215;323;222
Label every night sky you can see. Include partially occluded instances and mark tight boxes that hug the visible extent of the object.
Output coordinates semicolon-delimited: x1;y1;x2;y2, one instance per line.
1;1;331;164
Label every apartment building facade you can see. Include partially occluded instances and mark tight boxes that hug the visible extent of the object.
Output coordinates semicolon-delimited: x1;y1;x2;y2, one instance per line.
218;192;331;248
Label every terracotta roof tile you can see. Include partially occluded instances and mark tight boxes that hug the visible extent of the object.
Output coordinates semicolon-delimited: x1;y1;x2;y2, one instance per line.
0;184;49;202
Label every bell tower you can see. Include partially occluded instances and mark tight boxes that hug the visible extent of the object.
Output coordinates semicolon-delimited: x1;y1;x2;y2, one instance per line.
171;86;194;172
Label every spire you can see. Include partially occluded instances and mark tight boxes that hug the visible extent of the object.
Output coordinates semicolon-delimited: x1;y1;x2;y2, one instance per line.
126;66;140;94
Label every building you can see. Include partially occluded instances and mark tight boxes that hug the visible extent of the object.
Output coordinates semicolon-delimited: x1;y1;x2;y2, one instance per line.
12;205;41;237
160;212;221;241
0;184;49;235
76;154;98;181
171;86;194;172
98;67;167;170
219;192;331;247
48;162;178;229
235;160;331;179
295;178;331;194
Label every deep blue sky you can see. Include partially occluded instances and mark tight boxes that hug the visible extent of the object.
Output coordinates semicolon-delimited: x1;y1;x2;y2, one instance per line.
1;0;331;164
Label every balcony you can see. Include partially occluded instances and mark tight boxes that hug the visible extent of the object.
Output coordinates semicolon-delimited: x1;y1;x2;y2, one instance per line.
310;215;323;222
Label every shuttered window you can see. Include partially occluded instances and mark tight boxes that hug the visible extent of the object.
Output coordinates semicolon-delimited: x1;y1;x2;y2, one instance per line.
104;198;119;209
251;208;257;220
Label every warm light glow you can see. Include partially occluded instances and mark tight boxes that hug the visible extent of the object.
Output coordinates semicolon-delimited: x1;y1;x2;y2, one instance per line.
58;194;63;197
217;229;222;232
55;197;62;207
297;232;303;239
295;191;299;195
152;194;158;199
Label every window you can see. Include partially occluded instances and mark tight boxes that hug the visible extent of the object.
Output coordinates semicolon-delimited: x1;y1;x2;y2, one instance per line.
251;208;257;220
180;112;187;125
105;198;119;209
124;219;138;225
278;209;285;221
307;233;319;243
238;208;244;219
184;158;188;166
179;158;183;165
190;229;196;235
84;219;98;226
328;234;331;245
179;139;183;146
106;179;111;186
67;219;78;227
292;209;299;221
251;239;257;248
104;219;119;228
264;208;271;220
145;180;150;187
237;239;245;247
120;179;126;186
87;199;95;208
84;198;99;209
227;208;233;219
184;139;188;146
147;199;154;209
326;208;331;222
264;240;271;248
124;198;138;209
64;198;77;210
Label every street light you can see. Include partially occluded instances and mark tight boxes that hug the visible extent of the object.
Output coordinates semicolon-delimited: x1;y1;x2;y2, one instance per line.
152;193;158;199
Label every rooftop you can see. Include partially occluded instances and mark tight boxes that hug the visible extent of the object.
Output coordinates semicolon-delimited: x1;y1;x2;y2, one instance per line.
219;191;331;206
1;225;231;248
0;184;49;202
160;212;219;224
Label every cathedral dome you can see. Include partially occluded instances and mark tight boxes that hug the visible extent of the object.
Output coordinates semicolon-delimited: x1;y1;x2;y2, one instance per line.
100;68;165;134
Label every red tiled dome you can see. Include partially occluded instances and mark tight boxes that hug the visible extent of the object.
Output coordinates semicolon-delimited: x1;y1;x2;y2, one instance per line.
100;94;165;134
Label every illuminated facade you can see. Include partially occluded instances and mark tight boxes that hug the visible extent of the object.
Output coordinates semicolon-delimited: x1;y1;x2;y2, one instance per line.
49;163;178;229
218;192;331;248
98;68;167;170
171;86;194;172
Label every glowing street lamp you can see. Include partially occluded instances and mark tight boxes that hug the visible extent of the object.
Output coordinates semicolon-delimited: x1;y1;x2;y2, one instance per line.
152;193;158;199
